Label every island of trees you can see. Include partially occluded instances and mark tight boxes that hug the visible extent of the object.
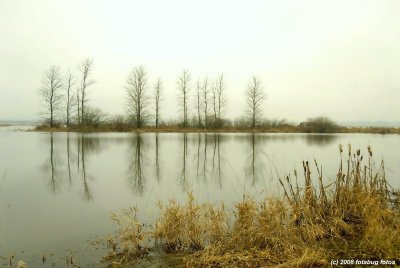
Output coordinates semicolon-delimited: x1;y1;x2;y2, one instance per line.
38;58;399;134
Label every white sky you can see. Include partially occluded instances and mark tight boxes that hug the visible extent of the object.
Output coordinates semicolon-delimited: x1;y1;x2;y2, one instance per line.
0;0;399;123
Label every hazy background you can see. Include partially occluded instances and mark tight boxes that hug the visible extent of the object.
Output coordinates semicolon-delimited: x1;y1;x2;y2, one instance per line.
0;0;399;124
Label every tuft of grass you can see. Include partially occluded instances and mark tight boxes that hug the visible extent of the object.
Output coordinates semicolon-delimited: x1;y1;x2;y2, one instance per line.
154;192;227;252
104;146;400;267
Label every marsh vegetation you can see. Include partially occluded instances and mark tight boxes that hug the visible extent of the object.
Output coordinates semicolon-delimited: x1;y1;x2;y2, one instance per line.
104;146;400;267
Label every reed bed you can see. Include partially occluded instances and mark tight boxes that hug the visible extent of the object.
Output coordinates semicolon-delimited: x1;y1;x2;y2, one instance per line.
104;145;400;267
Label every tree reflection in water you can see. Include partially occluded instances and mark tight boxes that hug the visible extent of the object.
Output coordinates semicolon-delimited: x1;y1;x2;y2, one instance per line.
38;132;339;200
245;133;266;185
80;135;92;201
127;133;145;196
180;133;188;190
155;133;160;182
305;134;338;146
48;133;58;193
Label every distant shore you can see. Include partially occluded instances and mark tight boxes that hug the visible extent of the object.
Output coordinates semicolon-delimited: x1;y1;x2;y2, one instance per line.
32;125;400;134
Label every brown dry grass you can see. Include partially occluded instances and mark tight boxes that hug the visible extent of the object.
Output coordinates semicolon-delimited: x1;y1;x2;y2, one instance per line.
104;145;400;267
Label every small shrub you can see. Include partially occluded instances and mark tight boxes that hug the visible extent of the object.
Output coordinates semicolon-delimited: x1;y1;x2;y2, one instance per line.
301;116;339;133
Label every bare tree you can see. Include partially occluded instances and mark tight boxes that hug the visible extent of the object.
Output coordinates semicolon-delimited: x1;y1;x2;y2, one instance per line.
213;73;227;128
40;65;63;127
64;69;75;127
177;70;191;128
201;77;210;128
126;65;149;128
76;86;80;125
154;78;162;127
78;58;95;125
246;76;265;128
195;80;202;127
212;81;217;126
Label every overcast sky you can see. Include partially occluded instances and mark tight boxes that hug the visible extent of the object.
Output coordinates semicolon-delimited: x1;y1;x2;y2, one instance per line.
0;0;399;123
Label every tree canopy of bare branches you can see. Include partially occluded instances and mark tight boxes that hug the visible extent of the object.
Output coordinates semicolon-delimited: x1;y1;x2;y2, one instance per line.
246;76;265;128
177;70;191;128
201;77;210;128
40;65;64;127
64;69;75;127
78;58;96;125
195;80;202;127
213;73;227;127
154;78;162;127
126;65;149;128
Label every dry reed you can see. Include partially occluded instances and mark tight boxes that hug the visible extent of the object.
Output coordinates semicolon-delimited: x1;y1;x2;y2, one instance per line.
104;145;400;267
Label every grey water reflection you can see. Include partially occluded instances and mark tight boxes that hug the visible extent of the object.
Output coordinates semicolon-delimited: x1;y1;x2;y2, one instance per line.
305;134;338;146
245;134;266;185
38;133;399;202
155;133;160;182
192;134;225;189
127;133;145;196
78;135;103;200
43;133;60;193
180;133;188;189
2;131;399;266
42;133;105;201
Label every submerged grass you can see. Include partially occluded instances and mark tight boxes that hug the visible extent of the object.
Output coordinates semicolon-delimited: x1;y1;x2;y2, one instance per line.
104;146;400;267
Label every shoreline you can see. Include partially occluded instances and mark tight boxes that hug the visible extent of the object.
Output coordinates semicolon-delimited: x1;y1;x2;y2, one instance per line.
30;125;400;134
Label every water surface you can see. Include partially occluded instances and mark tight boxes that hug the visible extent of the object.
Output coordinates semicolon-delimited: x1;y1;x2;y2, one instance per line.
0;129;399;266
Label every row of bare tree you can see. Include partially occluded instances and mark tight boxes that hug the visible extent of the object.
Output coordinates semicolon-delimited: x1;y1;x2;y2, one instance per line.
40;61;266;128
40;58;95;127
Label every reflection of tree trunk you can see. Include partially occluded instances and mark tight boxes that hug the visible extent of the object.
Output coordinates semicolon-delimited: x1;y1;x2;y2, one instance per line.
155;133;160;182
128;134;144;195
203;134;207;180
251;133;256;185
217;134;222;188
180;133;187;186
77;134;80;171
50;133;56;192
81;135;92;201
196;133;200;180
67;133;72;185
135;135;143;194
212;134;216;175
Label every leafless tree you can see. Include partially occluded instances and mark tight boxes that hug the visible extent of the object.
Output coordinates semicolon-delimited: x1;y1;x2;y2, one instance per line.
246;76;265;128
154;78;162;127
195;80;202;127
40;65;64;127
126;65;149;128
213;73;227;128
212;82;217;125
78;58;96;125
201;77;210;128
76;86;80;125
64;69;75;127
177;70;191;127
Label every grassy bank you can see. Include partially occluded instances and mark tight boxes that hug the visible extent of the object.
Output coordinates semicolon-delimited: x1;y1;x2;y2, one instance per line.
103;146;400;267
33;124;400;134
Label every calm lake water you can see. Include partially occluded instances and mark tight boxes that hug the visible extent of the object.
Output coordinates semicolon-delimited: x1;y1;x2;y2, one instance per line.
0;127;399;266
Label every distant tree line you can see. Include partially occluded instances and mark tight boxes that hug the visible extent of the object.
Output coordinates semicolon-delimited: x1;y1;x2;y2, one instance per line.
39;60;338;132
